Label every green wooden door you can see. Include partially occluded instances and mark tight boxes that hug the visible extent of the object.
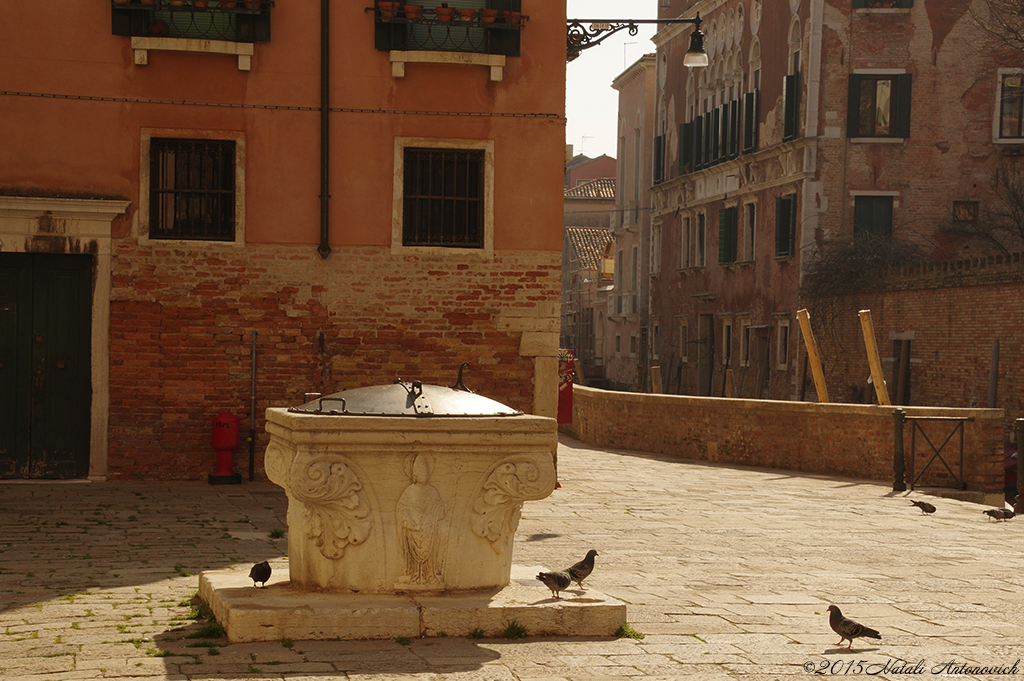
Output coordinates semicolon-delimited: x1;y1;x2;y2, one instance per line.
0;253;92;479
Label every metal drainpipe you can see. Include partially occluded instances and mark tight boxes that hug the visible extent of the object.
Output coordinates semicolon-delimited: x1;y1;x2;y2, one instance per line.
317;0;332;259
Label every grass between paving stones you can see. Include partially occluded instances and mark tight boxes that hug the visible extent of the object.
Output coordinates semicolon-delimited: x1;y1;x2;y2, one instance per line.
615;623;645;639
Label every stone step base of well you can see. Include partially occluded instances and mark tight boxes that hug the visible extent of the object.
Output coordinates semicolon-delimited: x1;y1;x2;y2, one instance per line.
199;564;627;642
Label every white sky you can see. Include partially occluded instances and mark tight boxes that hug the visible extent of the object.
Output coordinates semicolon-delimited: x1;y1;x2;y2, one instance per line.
565;0;657;160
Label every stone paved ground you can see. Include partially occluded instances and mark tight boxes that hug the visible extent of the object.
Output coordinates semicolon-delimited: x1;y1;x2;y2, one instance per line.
2;435;1023;680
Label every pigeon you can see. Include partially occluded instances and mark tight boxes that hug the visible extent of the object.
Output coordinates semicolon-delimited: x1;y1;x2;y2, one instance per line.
909;500;936;515
827;605;881;650
565;549;598;590
536;570;572;599
249;560;272;587
983;508;1015;522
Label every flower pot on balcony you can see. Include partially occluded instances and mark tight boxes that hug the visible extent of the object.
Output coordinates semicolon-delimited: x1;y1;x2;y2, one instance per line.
456;7;475;22
377;1;399;19
502;9;521;25
194;0;209;6
434;4;453;21
480;8;498;22
169;0;185;6
403;4;423;20
221;0;237;7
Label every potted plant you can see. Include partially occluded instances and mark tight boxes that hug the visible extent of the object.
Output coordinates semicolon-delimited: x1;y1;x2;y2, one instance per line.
502;9;521;25
403;4;423;20
194;0;209;6
434;3;453;21
377;1;399;19
456;7;475;21
480;8;498;22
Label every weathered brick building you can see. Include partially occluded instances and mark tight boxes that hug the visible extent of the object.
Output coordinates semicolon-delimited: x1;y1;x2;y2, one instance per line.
1;1;565;480
645;0;1023;414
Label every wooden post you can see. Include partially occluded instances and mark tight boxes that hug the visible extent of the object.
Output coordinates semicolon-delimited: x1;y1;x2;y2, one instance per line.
650;365;662;394
859;309;891;406
796;309;829;402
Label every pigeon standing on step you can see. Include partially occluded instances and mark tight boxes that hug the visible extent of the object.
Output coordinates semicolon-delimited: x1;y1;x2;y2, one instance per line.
909;500;936;515
827;605;881;650
536;570;572;599
249;560;272;587
565;549;598;590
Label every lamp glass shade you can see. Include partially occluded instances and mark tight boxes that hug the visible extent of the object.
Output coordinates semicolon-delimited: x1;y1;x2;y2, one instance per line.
683;29;708;67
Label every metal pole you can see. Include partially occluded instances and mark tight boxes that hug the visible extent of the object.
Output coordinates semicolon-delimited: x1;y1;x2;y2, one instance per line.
249;331;257;482
988;338;999;408
893;408;907;492
1015;419;1024;513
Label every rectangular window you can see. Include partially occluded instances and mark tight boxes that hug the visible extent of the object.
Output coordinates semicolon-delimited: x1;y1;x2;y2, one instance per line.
777;319;790;369
615;334;621;355
1000;74;1024;139
679;319;689;363
652;321;660;360
679;121;693;174
630;334;637;356
697;213;706;266
653;134;666;184
149;138;236;241
744;202;756;260
848;73;912;138
775;194;796;257
854;195;894;236
718;206;738;264
403;147;484;248
651;222;662;274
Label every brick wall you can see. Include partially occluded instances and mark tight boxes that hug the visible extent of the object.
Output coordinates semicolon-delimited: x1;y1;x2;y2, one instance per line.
805;252;1024;437
107;243;560;480
563;385;1004;494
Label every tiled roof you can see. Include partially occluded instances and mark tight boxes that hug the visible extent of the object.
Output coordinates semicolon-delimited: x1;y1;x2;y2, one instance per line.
564;177;616;199
564;227;613;270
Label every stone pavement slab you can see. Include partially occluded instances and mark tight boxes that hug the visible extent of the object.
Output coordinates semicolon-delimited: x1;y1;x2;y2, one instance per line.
2;435;1024;679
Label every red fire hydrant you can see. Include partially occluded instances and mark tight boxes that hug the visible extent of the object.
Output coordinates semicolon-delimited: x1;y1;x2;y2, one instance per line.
209;412;242;485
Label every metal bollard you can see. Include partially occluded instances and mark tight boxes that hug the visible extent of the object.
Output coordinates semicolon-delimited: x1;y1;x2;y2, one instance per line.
893;408;907;492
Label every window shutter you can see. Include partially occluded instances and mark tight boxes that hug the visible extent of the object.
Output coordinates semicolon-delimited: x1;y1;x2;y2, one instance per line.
847;74;862;137
693;116;705;169
743;90;759;153
718;207;737;264
783;73;800;141
721;104;730;163
680;122;693;174
894;73;912;138
775;195;794;256
653;134;665;184
711;108;721;163
728;99;741;158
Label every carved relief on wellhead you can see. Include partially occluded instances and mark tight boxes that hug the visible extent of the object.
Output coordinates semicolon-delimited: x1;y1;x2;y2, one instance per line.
289;455;373;560
395;453;447;589
471;455;556;554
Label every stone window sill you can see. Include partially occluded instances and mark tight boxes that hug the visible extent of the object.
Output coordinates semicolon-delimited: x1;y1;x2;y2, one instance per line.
389;51;506;82
131;37;255;71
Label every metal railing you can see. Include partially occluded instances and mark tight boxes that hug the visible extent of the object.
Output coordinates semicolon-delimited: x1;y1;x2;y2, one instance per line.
111;0;273;43
369;4;526;55
893;409;970;492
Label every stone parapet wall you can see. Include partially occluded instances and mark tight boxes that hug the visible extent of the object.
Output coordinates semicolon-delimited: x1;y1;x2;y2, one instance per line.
562;386;1005;494
107;243;560;480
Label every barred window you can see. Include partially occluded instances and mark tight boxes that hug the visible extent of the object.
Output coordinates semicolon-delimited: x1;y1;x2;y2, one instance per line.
149;138;236;241
403;148;484;248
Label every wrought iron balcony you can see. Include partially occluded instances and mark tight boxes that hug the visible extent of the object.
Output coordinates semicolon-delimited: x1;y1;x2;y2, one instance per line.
369;3;526;57
111;0;273;43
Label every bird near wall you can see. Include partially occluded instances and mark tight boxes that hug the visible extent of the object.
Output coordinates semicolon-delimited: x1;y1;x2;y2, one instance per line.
983;508;1015;522
249;560;272;587
827;605;881;650
536;570;572;599
565;549;598;590
909;500;936;515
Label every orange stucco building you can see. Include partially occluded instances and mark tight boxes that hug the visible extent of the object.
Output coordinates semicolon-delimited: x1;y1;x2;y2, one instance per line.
0;1;566;480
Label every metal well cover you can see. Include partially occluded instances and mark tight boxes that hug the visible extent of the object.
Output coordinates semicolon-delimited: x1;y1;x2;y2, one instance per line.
288;380;523;417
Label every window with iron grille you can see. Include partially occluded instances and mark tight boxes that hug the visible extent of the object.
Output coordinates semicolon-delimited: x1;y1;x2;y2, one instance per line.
111;1;272;43
149;138;236;241
999;74;1024;139
403;148;484;248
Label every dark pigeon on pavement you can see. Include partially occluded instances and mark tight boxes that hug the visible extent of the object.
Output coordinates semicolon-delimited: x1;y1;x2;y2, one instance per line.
827;605;881;650
983;508;1015;522
565;549;598;590
249;560;272;587
536;570;572;599
910;500;936;515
